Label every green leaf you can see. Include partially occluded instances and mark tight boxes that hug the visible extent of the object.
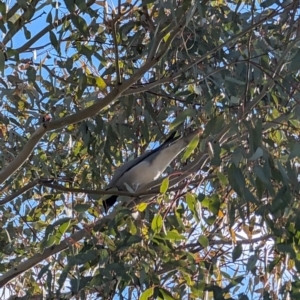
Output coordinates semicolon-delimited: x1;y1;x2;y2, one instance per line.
58;219;71;235
45;235;56;247
47;270;52;291
201;195;220;215
49;132;58;142
65;0;75;12
228;164;245;197
289;51;300;71
169;108;196;130
0;51;5;75
125;235;142;246
136;202;148;212
231;147;243;167
209;141;221;166
203;116;224;137
160;177;169;194
246;254;258;271
72;16;88;36
249;147;263;161
225;76;245;85
244;188;259;205
95;76;107;90
74;204;90;213
182;134;199;161
127;218;137;235
24;26;31;39
46;11;52;24
260;0;276;8
198;235;209;248
163;32;171;42
217;171;228;186
165;230;185;241
267;257;281;273
49;31;58;49
26;67;36;83
158;288;176;300
151;214;163;234
289;142;300;159
253;165;270;184
277;161;289;186
37;264;50;280
276;243;295;257
186;192;196;210
0;2;6;15
140;287;154;300
232;244;242;262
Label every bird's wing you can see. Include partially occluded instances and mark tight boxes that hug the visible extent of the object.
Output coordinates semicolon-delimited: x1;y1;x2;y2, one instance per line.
146;130;199;173
125;130;200;186
106;131;181;189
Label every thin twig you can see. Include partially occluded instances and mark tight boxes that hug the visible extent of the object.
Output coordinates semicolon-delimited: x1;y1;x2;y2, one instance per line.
0;179;40;206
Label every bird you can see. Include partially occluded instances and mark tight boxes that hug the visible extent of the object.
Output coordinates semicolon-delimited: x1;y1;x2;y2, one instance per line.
103;129;200;211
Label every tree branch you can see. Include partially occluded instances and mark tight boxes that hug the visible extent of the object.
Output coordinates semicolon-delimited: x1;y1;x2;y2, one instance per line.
0;126;46;185
0;179;40;206
243;35;300;116
122;5;294;99
0;23;181;186
0;210;118;288
13;0;96;53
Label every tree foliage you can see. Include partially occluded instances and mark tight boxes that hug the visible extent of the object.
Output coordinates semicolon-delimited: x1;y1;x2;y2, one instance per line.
0;0;300;299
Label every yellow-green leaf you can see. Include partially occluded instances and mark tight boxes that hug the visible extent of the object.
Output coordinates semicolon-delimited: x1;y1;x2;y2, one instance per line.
151;214;163;234
127;218;137;235
45;235;56;247
217;171;228;186
182;134;199;161
160;177;169;194
49;132;58;142
165;230;185;241
136;202;148;212
95;76;107;90
58;219;71;235
198;235;209;248
163;32;170;42
186;192;196;212
158;288;176;300
140;287;154;300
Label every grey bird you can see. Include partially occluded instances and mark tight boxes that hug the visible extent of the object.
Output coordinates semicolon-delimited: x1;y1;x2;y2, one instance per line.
103;130;200;211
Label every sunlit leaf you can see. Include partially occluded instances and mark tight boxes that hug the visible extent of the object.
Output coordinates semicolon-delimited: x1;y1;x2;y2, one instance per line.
165;230;185;241
58;219;71;235
95;77;107;90
198;235;209;248
163;32;171;42
151;214;163;234
136;202;148;212
160;177;169;194
158;288;176;300
140;287;154;300
182;134;199;161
